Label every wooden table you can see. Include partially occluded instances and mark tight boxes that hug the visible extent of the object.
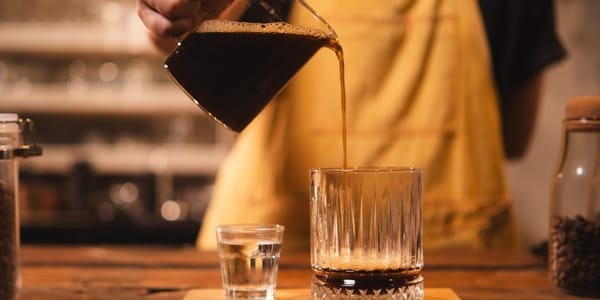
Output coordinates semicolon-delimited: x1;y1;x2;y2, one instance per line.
18;245;593;299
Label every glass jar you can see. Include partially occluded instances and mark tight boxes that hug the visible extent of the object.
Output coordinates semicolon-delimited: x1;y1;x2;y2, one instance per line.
0;114;42;300
549;96;600;296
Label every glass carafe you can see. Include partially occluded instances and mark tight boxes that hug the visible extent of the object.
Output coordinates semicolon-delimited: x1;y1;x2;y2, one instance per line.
164;0;339;132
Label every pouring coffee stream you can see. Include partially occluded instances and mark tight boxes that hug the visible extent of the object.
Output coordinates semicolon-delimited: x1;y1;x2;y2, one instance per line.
291;1;348;169
164;0;348;168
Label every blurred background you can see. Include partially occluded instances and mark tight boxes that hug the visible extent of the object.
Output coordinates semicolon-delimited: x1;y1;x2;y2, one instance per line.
0;0;236;244
0;0;598;247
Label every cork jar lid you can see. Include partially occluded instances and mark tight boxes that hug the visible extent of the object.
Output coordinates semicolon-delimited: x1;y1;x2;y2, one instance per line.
565;96;600;120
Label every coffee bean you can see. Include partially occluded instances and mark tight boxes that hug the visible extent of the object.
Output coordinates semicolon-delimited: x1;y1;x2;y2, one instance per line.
549;215;600;296
0;180;17;299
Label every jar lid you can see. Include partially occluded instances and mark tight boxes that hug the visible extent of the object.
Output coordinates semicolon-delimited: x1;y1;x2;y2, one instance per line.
0;117;43;160
565;96;600;120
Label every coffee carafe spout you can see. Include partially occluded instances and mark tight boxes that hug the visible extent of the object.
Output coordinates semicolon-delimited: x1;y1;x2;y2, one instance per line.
297;0;338;40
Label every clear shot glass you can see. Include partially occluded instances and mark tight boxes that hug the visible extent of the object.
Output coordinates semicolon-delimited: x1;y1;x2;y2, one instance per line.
216;224;285;299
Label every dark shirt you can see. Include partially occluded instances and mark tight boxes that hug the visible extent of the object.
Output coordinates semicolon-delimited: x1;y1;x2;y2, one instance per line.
478;0;566;102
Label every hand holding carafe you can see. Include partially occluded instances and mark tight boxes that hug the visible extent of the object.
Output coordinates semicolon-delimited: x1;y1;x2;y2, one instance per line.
136;0;235;38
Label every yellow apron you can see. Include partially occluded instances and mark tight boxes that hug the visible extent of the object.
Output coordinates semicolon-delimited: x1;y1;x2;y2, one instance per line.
198;0;518;250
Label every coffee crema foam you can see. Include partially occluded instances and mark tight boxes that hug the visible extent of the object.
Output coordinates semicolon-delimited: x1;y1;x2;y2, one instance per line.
321;256;418;271
196;20;330;39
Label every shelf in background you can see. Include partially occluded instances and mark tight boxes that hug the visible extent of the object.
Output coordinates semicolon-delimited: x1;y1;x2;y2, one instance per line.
0;22;160;57
0;83;204;115
21;144;230;175
21;214;201;245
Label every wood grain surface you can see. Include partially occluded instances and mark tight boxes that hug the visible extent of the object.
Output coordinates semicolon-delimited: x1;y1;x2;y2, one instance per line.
184;288;460;300
17;245;591;299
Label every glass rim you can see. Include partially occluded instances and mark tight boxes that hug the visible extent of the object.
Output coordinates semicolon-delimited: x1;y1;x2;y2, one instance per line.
311;166;422;174
215;224;285;234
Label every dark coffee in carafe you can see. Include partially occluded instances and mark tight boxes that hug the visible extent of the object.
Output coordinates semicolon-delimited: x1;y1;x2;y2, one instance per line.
164;20;335;132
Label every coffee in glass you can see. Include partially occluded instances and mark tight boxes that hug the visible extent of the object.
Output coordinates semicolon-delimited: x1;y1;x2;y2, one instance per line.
310;168;424;299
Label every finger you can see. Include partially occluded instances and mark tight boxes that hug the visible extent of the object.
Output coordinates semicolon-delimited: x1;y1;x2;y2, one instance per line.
138;1;195;37
144;0;202;19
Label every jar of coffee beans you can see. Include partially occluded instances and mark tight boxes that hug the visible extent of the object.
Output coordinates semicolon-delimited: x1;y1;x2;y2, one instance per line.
0;114;42;300
549;96;600;296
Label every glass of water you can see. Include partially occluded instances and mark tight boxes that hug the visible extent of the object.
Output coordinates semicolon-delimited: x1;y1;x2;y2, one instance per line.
216;224;285;300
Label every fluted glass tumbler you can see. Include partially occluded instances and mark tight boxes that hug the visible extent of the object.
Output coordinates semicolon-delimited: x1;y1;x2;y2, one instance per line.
310;168;424;299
